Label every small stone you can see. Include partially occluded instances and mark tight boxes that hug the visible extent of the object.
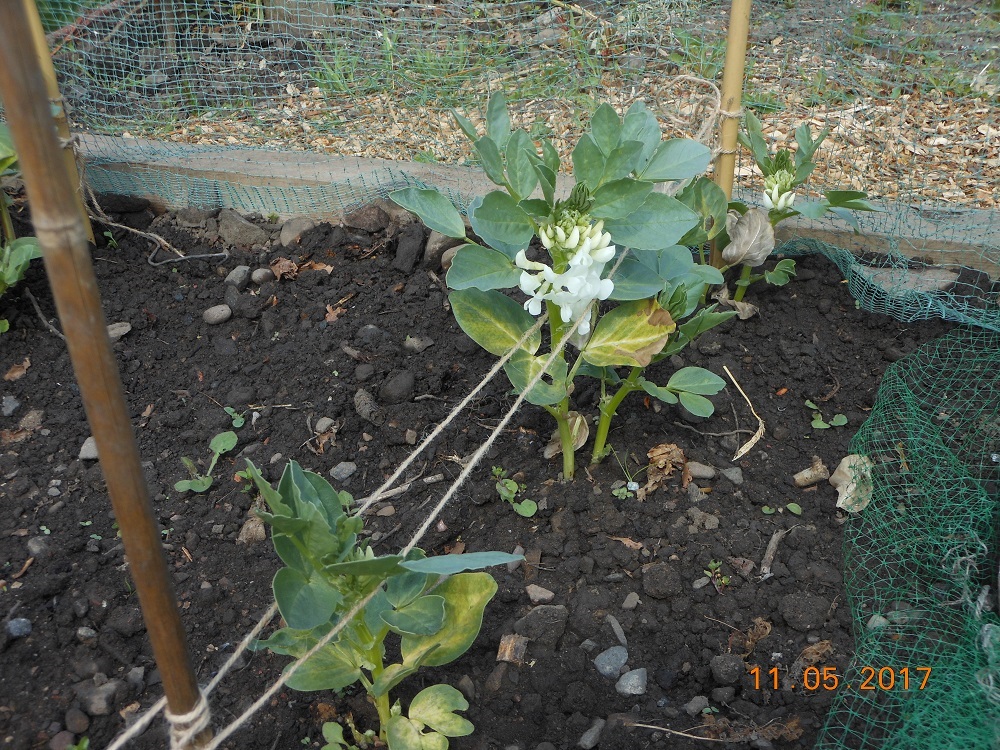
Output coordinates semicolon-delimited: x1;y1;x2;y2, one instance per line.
6;618;31;638
720;467;744;485
711;686;736;703
76;677;124;716
330;462;357;482
577;718;605;749
579;639;598;653
1;395;20;417
403;335;434;353
615;668;647;696
279;217;316;246
27;536;51;558
65;708;89;734
251;267;275;285
376;505;395;517
423;230;464;269
457;675;476;702
224;265;252;291
106;322;131;342
605;614;627;647
236;515;266;545
621;592;641;610
126;666;146;691
593;645;628;678
710;653;746;685
866;614;890;630
526;584;555;604
379;370;415;404
79;436;99;461
202;304;233;325
508;545;525;572
48;731;75;750
683;695;709;717
345;204;390;233
392;222;425;273
441;245;461;271
314;417;335;434
404;429;417;445
354;364;375;382
513;605;568;649
218;209;269;247
686;461;716;479
692;576;712;590
76;626;98;645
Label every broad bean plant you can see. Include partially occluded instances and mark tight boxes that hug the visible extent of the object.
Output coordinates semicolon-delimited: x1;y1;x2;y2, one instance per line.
0;124;43;334
244;461;520;750
392;96;870;479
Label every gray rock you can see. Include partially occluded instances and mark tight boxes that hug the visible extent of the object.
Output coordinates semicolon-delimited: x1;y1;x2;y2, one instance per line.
711;686;736;703
750;739;775;750
526;584;555;604
593;645;628;678
642;563;682;599
64;707;90;734
686;461;716;479
218;209;269;247
424;230;464;269
27;535;51;558
354;364;375;382
126;666;146;691
48;730;75;750
314;417;336;433
779;592;831;632
1;395;20;417
79;436;99;461
710;653;745;685
577;718;605;749
683;695;709;717
224;265;252;291
535;744;557;750
251;267;275;285
76;626;98;645
513;605;568;649
605;614;627;647
330;462;357;482
203;304;233;325
176;207;215;228
692;576;712;590
75;677;124;716
507;545;525;572
402;335;434;354
579;639;598;653
6;618;31;638
106;322;131;343
615;668;647;696
621;592;641;610
345;204;390;233
379;370;415;404
721;467;744;485
279;217;316;247
457;675;476;702
393;222;425;273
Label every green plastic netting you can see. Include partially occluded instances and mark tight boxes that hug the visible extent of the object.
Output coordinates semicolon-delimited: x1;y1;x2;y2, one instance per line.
2;2;999;748
815;327;1000;750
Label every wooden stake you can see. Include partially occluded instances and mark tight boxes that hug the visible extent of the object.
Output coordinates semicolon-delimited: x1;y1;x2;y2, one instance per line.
0;4;208;747
21;0;95;245
711;0;752;267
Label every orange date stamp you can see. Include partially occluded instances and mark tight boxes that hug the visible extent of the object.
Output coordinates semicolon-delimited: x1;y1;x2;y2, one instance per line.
749;665;932;691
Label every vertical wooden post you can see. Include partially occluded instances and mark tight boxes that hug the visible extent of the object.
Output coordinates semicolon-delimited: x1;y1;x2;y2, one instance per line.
0;4;208;748
21;0;96;245
711;0;753;267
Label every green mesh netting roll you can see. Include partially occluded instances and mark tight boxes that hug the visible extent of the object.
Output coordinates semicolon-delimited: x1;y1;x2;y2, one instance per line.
815;327;1000;749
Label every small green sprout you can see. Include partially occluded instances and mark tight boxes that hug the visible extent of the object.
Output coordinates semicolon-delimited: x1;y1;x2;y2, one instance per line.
805;400;847;430
704;559;731;593
103;230;119;249
224;406;246;428
495;473;538;518
174;431;238;493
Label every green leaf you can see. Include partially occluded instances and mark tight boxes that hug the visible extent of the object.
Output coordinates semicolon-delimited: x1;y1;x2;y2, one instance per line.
486;92;511;149
386;716;448;750
812;415;830;429
449;288;539;356
451;110;478;142
518;199;551;219
603;193;699;251
678;391;715;418
674;306;736;344
620;101;661;169
382;595;446;636
174;476;212;493
505;130;539;200
639;139;711;182
639;378;678;405
321;721;349;750
804;399;819;409
793;199;830;220
600;141;645;185
386;569;433;609
590;103;622;156
322;555;406;577
390;188;467;239
676;177;729;244
533;163;556;205
824;190;878;211
273;567;342;630
284;644;361;692
503;349;569;406
540;139;560;174
409;685;474;738
761;506;776;515
764;258;796;287
512;499;538;517
446;244;520;291
828;207;862;234
666;367;726;395
794;122;827;171
606;256;666;300
467;192;535;258
571;133;606;190
830;414;848;427
582;299;676;367
786;502;803;516
738;112;771;173
474;137;507;186
589;179;653;220
401;572;498;667
209;431;238;455
631;244;696;281
401;552;523;576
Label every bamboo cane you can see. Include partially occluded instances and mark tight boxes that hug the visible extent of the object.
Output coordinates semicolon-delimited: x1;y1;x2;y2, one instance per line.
711;0;752;267
0;4;208;747
21;0;96;245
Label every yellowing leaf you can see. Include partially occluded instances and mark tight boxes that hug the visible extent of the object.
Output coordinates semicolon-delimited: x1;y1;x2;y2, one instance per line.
582;300;675;367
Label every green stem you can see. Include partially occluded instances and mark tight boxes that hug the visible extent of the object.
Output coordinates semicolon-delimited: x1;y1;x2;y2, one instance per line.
543;403;575;480
590;367;642;464
732;265;753;302
0;200;15;247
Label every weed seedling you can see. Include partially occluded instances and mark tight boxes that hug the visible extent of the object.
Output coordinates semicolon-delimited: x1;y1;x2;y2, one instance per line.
103;230;119;249
805;400;847;430
609;447;645;498
224;406;246;428
174;431;238;493
493;467;537;518
704;560;731;593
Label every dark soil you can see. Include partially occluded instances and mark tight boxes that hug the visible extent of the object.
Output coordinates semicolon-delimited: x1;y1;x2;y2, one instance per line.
0;199;954;750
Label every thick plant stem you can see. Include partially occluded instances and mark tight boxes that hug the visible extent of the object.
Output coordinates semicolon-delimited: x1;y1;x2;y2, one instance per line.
544;403;576;480
732;265;753;302
591;368;642;464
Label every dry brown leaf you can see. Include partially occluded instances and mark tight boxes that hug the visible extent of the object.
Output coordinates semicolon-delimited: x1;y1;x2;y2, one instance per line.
325;305;346;323
727;556;756;578
300;260;334;274
497;633;529;665
610;536;643;551
742;617;772;657
543;411;589;460
785;640;834;690
445;540;465;555
269;257;299;280
713;285;759;320
0;429;31;446
141;403;154;418
4;357;30;381
640;442;685;497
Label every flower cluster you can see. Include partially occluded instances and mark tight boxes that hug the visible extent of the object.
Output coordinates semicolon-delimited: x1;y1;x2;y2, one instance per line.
762;169;796;211
514;216;615;342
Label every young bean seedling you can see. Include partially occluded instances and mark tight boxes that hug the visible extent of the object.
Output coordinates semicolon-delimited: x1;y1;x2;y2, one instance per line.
805;399;847;430
492;466;537;517
174;431;238;493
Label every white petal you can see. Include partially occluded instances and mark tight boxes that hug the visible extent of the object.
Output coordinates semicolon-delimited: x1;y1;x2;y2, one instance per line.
539;230;553;249
555;225;566;244
567;226;580;249
597;278;615;300
762;191;774;210
592;245;615;263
